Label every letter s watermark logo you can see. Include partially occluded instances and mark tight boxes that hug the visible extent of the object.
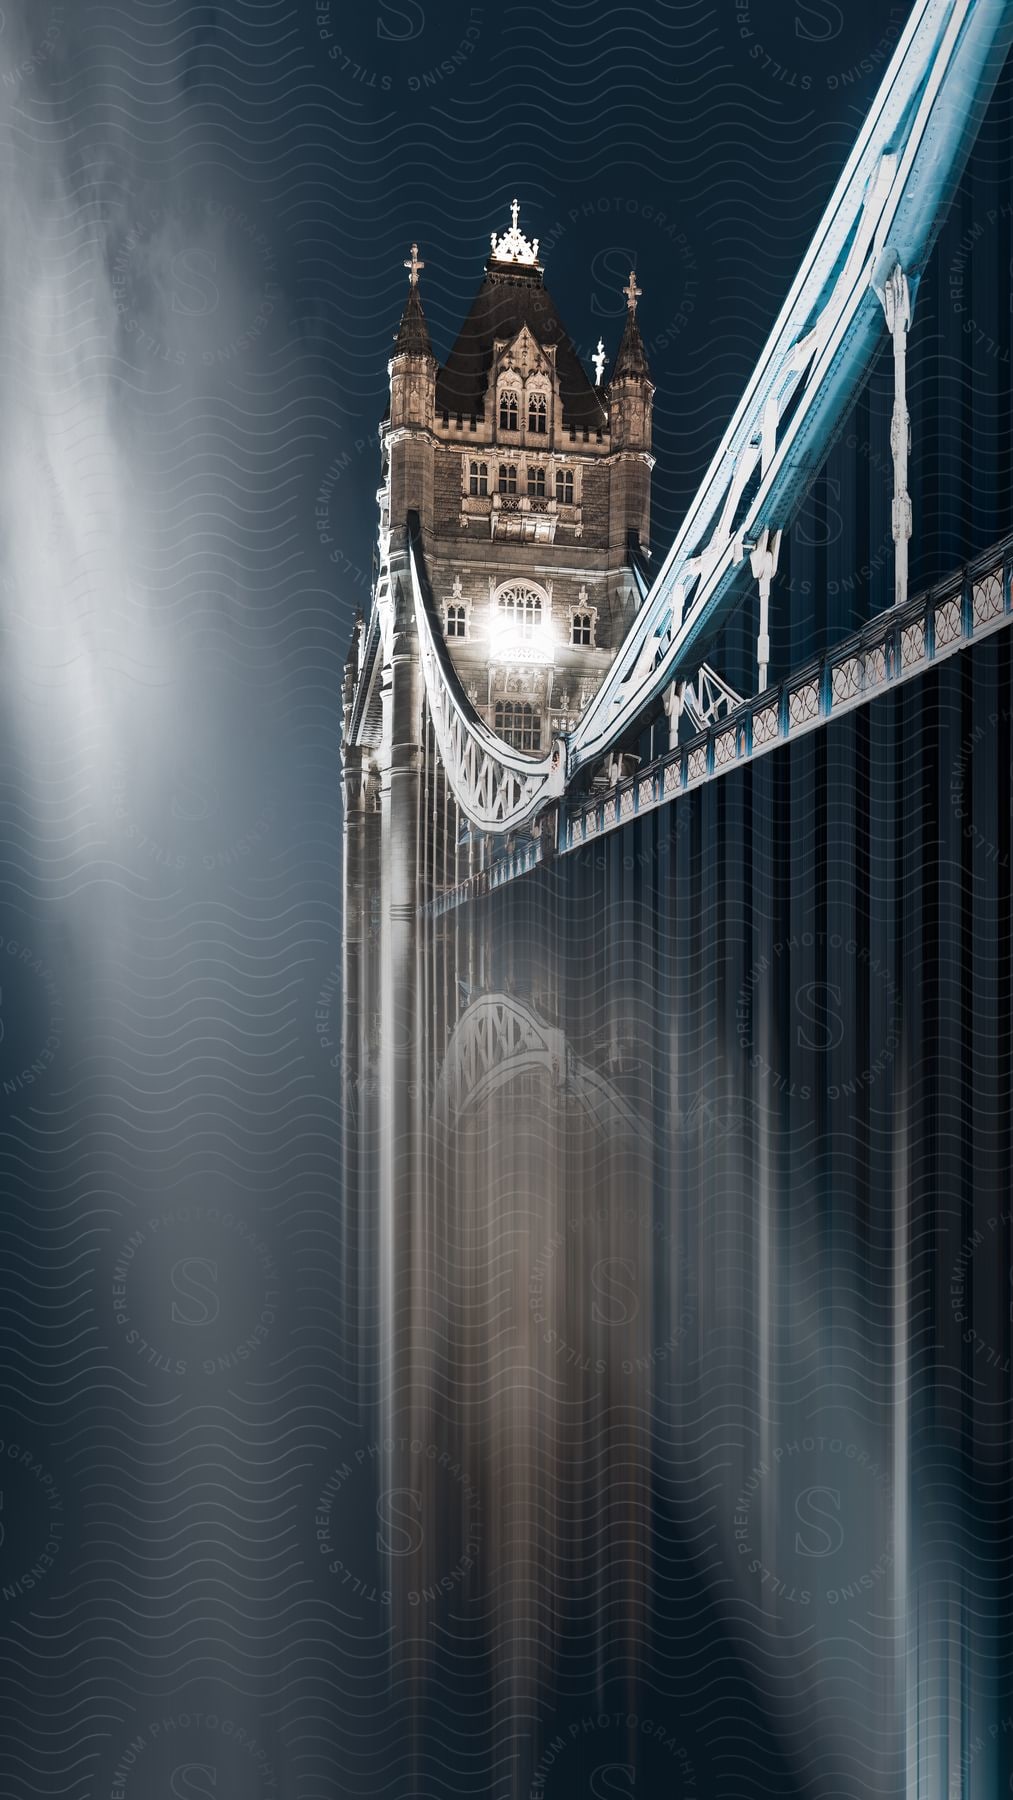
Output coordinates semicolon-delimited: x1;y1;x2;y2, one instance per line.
794;982;845;1053
170;765;219;824
796;476;845;549
170;248;221;317
590;1258;639;1327
794;1485;845;1558
376;1;425;41
170;1766;217;1800
590;247;637;319
376;1486;424;1556
795;0;844;42
170;1258;221;1327
590;1765;636;1798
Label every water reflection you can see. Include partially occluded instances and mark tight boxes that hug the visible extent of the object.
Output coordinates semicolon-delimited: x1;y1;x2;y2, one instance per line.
347;833;918;1796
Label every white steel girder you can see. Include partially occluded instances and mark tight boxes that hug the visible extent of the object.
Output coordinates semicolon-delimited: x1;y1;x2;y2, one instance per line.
408;0;1013;833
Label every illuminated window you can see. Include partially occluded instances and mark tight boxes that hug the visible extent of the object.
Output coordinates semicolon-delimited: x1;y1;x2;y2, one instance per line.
498;584;543;640
556;468;574;504
527;466;546;498
498;464;517;495
469;461;488;496
446;604;467;639
499;391;519;431
495;701;541;751
528;393;547;434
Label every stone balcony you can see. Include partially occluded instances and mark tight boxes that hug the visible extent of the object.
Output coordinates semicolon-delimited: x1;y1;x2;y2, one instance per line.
456;492;588;543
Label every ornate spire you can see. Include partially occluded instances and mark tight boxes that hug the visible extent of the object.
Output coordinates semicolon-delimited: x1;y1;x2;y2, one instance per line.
592;338;607;385
393;242;433;357
489;198;540;267
612;274;650;381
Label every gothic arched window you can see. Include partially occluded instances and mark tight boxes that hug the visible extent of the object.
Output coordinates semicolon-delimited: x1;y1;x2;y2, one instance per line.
497;584;543;640
527;466;546;498
495;701;541;751
498;464;517;495
571;612;593;647
469;461;488;497
499;391;519;431
446;604;467;639
556;468;574;504
528;393;547;434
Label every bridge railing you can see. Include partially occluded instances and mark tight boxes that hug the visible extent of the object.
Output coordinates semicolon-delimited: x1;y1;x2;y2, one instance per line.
420;529;1013;917
562;532;1013;852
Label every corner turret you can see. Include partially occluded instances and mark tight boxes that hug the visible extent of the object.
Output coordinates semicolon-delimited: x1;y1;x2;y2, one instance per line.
605;271;654;553
387;243;437;527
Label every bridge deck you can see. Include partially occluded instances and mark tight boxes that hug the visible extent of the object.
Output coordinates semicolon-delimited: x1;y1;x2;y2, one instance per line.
423;529;1013;919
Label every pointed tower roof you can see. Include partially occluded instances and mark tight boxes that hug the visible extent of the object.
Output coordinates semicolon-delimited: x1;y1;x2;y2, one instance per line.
611;270;651;381
392;243;434;358
434;201;606;429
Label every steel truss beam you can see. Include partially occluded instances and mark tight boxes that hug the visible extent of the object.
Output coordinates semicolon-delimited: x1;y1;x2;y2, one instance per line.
679;663;744;735
411;0;1013;836
422;531;1013;917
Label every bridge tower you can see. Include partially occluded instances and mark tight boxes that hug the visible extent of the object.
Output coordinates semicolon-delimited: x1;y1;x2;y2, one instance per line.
340;204;655;1431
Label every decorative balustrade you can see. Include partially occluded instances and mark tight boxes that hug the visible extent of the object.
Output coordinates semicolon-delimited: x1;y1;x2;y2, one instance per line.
422;532;1013;916
561;538;1013;854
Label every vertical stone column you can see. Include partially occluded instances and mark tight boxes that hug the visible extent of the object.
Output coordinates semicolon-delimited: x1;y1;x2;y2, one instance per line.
377;549;423;1448
340;745;367;1315
340;618;378;1359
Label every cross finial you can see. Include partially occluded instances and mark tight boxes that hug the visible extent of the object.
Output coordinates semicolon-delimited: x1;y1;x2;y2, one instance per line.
404;242;424;287
624;270;642;313
511;198;520;231
592;338;607;385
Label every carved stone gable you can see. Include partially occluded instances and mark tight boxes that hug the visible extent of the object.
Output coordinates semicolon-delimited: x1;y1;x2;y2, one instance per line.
497;325;553;382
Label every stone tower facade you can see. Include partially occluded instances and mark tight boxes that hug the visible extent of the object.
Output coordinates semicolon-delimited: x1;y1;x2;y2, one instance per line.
339;205;654;1437
342;203;654;897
